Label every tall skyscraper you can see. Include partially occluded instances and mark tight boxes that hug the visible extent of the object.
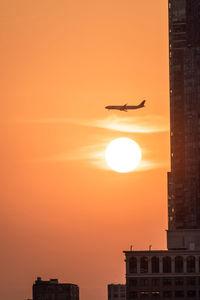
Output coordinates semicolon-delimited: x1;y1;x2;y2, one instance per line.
167;0;200;250
32;277;79;300
124;1;200;299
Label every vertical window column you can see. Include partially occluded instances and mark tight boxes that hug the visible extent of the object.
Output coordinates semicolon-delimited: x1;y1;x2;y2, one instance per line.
151;257;160;274
187;256;195;273
172;257;175;273
195;256;198;273
148;257;151;274
199;257;200;273
129;257;137;274
140;257;148;273
137;257;140;274
183;256;187;273
163;256;172;273
127;258;130;274
159;257;163;273
175;256;183;273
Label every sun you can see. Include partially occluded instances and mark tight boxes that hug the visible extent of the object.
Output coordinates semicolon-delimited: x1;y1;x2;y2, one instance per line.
105;138;142;173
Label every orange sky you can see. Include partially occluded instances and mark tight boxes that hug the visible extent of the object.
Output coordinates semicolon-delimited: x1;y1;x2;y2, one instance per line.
0;1;169;299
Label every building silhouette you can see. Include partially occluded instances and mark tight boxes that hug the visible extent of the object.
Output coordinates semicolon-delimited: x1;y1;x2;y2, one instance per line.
167;0;200;250
124;1;200;299
32;277;79;300
108;284;126;300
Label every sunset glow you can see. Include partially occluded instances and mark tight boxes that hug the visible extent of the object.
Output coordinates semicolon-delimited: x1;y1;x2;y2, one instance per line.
0;1;169;300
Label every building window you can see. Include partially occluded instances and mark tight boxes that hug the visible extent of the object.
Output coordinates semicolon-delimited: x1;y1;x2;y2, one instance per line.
129;257;137;273
163;256;172;273
140;257;148;273
129;291;137;299
163;291;172;298
152;257;159;273
187;290;196;297
199;257;200;272
128;279;137;287
175;290;184;298
140;278;148;287
175;277;184;286
152;278;160;286
114;286;119;293
187;277;196;286
163;278;172;286
175;256;183;273
187;256;195;273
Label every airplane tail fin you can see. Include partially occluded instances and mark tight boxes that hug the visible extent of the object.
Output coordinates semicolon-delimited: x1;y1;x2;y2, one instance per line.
140;100;146;107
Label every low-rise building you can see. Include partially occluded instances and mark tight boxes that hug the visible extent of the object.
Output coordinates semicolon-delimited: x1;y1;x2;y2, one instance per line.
33;277;79;300
108;284;126;300
124;250;200;299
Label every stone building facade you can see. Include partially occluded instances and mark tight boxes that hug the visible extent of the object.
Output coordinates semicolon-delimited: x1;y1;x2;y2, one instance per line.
108;284;126;300
125;250;200;299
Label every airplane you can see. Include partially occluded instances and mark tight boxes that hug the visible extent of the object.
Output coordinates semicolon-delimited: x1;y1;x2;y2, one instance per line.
105;100;146;112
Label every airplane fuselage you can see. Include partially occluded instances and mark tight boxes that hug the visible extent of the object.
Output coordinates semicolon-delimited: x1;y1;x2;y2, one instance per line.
105;100;145;112
106;105;142;110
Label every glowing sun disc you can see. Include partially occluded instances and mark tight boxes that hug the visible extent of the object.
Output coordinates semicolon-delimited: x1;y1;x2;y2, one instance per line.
105;138;142;173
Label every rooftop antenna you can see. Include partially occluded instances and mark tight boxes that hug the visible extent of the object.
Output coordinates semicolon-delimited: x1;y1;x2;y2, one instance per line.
130;245;133;251
149;245;152;251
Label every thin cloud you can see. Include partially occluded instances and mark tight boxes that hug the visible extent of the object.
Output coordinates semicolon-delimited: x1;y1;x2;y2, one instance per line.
37;142;168;172
24;114;169;133
93;115;169;133
18;115;169;171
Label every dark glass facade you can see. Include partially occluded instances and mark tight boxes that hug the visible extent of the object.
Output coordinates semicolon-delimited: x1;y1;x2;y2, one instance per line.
168;0;200;230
